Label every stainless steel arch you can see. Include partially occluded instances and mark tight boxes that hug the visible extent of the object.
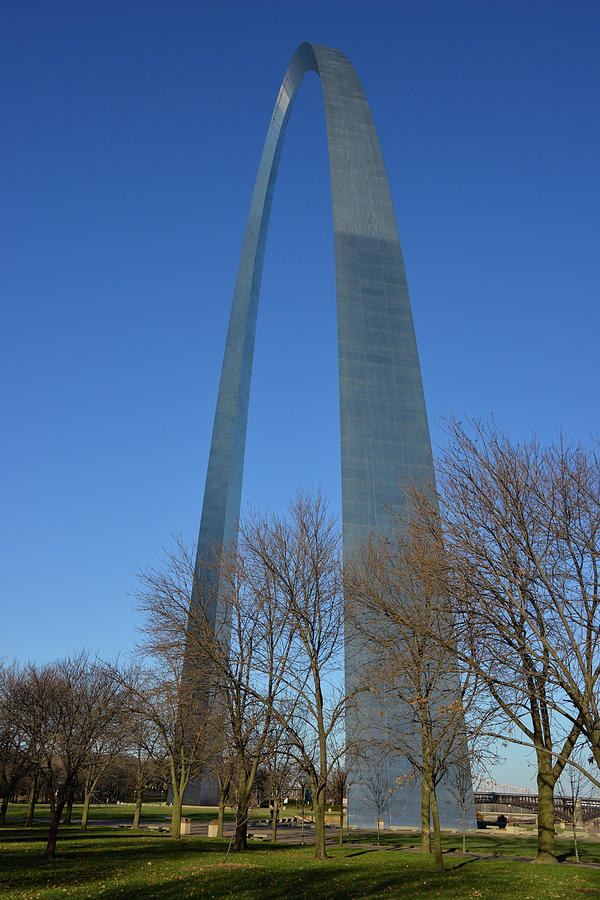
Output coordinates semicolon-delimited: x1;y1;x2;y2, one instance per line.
198;41;434;565
192;43;467;828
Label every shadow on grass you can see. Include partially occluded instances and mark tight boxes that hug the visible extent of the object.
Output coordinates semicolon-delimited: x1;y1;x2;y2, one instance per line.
3;834;600;900
556;850;573;864
446;856;479;871
342;847;390;858
3;828;600;900
1;857;446;900
342;830;600;864
0;831;293;871
70;855;600;900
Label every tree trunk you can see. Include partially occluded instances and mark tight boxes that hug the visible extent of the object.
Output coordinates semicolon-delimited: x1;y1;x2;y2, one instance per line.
46;811;60;858
170;791;183;839
63;790;74;825
313;783;327;860
233;798;249;851
535;765;557;863
80;789;91;832
0;794;8;826
271;798;279;843
217;786;227;838
132;790;143;829
420;775;431;854
462;803;466;853
233;768;251;852
25;770;38;826
312;668;329;861
572;808;580;863
338;805;344;846
420;726;432;854
45;798;66;859
430;783;444;873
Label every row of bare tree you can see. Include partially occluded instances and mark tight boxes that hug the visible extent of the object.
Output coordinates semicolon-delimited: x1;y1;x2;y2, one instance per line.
3;419;598;870
0;655;165;857
366;419;600;866
147;419;600;868
0;646;346;859
135;493;349;860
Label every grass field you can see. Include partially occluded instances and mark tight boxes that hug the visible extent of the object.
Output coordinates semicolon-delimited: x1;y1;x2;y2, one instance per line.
2;810;600;900
2;801;267;826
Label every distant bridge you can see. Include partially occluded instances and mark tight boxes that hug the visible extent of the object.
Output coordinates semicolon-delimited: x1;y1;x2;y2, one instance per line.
474;791;600;823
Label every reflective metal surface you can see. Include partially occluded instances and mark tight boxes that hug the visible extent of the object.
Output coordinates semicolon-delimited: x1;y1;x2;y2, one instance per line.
188;42;473;829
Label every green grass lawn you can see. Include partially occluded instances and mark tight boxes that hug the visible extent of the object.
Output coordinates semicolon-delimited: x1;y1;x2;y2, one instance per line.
342;828;600;864
4;801;270;826
1;825;599;900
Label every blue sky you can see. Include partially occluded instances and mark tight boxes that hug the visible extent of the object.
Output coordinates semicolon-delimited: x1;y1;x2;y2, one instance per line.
2;1;598;786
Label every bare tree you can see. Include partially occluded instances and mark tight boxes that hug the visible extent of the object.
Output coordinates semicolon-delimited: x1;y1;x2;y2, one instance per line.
130;719;168;830
80;678;129;831
18;654;124;858
362;762;390;845
447;732;501;854
414;419;600;862
91;751;139;804
261;728;295;842
205;546;294;852
119;649;214;840
557;744;594;863
115;667;169;830
349;525;479;873
238;491;354;860
136;534;295;850
15;664;48;828
329;760;349;846
136;491;353;859
447;751;471;853
0;662;30;826
208;738;236;839
24;767;40;827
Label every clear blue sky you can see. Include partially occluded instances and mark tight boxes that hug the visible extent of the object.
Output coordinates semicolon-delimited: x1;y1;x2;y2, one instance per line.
2;1;598;786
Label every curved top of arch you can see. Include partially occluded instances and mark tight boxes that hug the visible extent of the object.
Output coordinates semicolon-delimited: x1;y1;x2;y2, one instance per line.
195;42;434;582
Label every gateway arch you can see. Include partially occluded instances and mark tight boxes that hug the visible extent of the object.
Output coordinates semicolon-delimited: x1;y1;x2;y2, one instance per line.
192;42;468;828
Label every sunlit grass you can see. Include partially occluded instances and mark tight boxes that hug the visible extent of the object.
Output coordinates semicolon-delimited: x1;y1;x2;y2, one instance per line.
1;824;599;899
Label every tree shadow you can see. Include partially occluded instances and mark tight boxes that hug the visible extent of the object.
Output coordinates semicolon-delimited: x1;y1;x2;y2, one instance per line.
447;856;479;871
342;847;388;858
